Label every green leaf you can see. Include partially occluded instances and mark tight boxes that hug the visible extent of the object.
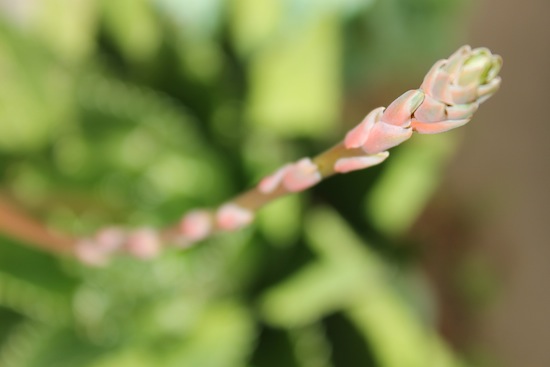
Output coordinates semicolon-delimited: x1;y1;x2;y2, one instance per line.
245;13;341;138
365;133;458;236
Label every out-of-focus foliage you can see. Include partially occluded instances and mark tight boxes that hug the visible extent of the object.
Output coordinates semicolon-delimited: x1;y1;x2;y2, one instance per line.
0;0;470;366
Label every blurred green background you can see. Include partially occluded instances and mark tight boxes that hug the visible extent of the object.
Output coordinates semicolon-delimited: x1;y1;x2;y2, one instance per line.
0;0;545;367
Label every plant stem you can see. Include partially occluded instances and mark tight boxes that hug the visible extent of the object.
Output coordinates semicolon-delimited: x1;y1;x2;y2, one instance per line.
0;196;75;255
0;45;502;264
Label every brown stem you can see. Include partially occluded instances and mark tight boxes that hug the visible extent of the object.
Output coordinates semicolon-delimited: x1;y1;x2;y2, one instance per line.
0;139;369;258
0;196;75;255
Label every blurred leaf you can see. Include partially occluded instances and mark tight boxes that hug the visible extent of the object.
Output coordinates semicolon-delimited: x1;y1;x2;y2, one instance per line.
101;0;161;62
161;302;256;367
289;323;333;367
246;13;341;138
154;0;224;40
261;207;463;367
33;0;99;62
258;195;302;247
365;133;458;237
257;208;374;328
347;293;463;367
229;0;283;56
0;26;74;152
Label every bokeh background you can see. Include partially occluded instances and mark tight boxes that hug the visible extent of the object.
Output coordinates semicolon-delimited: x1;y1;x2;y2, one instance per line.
0;0;547;367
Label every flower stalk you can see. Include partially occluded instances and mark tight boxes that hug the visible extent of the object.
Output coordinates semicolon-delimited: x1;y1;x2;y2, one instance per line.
0;46;502;265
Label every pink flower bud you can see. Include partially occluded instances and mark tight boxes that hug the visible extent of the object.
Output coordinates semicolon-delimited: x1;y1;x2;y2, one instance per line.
412;95;446;123
258;164;291;194
344;92;420;155
345;107;382;150
125;228;161;260
414;45;502;134
258;159;321;194
411;118;470;134
75;238;110;266
334;152;389;174
95;227;126;252
282;158;321;192
178;210;212;241
216;204;254;231
446;102;479;120
381;90;424;127
361;120;413;154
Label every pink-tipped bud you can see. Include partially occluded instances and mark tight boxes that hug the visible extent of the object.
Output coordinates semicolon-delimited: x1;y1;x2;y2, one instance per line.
381;90;424;127
361;120;413;154
95;227;126;252
412;95;447;123
75;238;110;266
413;46;501;134
125;228;161;260
411;118;470;134
344;104;414;155
282;158;322;192
258;159;321;194
216;204;254;231
258;164;291;194
446;102;479;120
344;107;382;149
334;152;389;174
178;210;212;241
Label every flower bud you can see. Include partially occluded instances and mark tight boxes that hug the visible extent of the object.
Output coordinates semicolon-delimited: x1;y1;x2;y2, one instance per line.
216;204;254;231
334;152;389;174
412;45;502;134
125;228;161;260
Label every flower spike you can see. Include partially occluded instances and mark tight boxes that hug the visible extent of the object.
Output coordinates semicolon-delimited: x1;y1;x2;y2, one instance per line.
412;45;502;134
69;45;501;266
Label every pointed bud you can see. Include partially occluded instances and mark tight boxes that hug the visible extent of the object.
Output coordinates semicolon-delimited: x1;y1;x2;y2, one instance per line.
411;95;447;123
446;102;479;120
75;238;110;266
420;60;452;103
125;228;161;260
344;107;382;149
413;46;502;134
334;152;389;174
282;158;322;192
442;45;471;76
361;121;413;154
216;204;254;231
258;164;291;194
476;77;501;103
411;118;470;134
381;90;424;127
95;227;126;253
485;55;502;82
457;49;493;86
178;210;212;241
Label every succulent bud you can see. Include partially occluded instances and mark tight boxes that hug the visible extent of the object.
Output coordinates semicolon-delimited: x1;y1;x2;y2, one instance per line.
412;45;502;134
258;158;321;194
178;210;212;242
334;151;390;174
216;204;254;231
345;90;425;154
125;228;161;260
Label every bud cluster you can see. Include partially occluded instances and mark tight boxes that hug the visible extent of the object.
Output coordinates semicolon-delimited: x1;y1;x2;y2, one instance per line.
334;45;502;173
